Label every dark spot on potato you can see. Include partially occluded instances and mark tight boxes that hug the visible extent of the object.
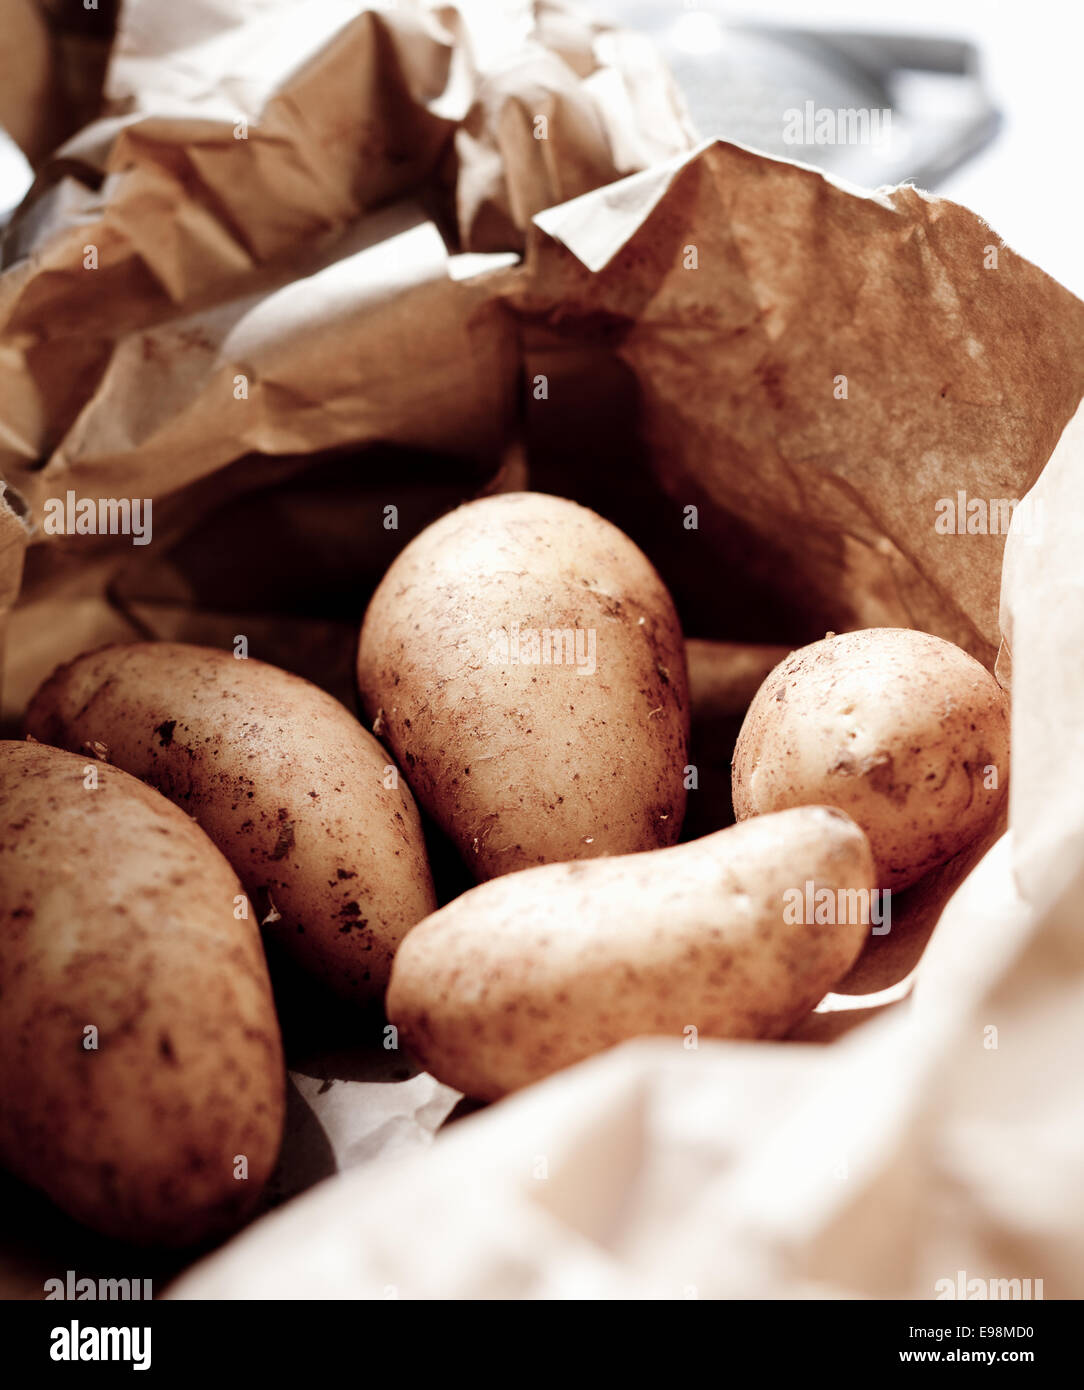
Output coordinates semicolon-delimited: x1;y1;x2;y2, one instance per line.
155;721;176;748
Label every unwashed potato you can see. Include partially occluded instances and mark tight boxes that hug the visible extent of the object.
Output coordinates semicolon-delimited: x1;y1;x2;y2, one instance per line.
357;492;690;880
25;642;435;1000
0;740;284;1245
387;805;875;1100
732;628;1010;891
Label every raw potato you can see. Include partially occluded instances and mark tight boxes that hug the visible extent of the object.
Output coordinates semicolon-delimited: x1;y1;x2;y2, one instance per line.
357;492;690;880
0;740;284;1245
25;642;435;1000
387;806;875;1100
732;628;1011;891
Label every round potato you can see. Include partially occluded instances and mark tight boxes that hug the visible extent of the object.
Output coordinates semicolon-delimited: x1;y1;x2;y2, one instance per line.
357;491;690;880
387;805;875;1100
0;740;284;1245
25;642;435;1000
732;628;1010;891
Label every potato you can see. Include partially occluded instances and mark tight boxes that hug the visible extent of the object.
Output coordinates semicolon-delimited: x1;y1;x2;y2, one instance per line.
357;492;689;880
25;642;435;1000
732;628;1010;891
0;740;284;1245
386;805;875;1099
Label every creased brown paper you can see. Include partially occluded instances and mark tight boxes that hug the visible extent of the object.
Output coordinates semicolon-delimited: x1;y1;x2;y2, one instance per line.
0;0;691;480
506;141;1084;666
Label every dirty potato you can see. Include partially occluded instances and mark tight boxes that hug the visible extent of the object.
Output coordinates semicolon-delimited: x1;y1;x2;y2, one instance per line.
357;492;690;880
732;628;1010;890
25;643;435;1000
387;805;875;1099
0;740;284;1245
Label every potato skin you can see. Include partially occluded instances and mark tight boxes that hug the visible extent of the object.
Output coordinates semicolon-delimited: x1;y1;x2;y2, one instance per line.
386;806;875;1100
25;642;435;1000
732;628;1010;891
0;740;284;1245
357;492;690;880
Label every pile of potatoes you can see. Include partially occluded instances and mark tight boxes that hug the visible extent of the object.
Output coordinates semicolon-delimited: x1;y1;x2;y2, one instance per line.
0;490;1011;1245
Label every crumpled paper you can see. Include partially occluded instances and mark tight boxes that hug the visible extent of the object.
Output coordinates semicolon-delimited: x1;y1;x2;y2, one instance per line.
0;0;693;727
0;0;692;483
506;141;1084;666
2;0;1083;1302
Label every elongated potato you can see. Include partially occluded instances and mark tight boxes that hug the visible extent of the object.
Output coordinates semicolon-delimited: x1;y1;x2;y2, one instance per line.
25;642;435;1000
732;628;1011;890
0;740;284;1245
357;492;690;880
387;805;875;1099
